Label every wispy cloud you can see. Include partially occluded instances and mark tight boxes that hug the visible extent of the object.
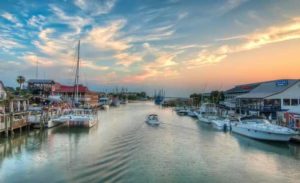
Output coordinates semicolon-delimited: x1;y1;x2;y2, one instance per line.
50;5;92;34
74;0;116;16
1;12;23;27
189;17;300;68
84;19;130;51
27;15;46;29
115;52;142;67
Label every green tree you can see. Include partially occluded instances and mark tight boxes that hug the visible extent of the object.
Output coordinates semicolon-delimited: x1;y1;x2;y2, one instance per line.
16;76;26;90
210;90;225;104
190;93;202;106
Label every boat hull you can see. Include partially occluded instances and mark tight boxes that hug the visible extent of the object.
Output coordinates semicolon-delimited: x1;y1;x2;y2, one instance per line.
67;119;97;128
146;120;160;126
212;120;230;131
232;126;294;142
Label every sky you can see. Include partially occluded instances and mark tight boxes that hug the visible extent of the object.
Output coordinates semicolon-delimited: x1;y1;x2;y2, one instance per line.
0;0;300;97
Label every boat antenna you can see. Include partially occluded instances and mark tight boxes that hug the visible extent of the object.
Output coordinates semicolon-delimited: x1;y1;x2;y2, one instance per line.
36;57;39;79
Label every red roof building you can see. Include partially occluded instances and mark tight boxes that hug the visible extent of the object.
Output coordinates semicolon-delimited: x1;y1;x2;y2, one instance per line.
52;83;99;107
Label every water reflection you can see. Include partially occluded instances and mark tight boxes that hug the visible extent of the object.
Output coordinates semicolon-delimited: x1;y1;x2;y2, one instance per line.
233;133;300;159
0;102;299;183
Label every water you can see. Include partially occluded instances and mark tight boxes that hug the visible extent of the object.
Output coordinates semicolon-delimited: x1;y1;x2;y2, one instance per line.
0;102;300;183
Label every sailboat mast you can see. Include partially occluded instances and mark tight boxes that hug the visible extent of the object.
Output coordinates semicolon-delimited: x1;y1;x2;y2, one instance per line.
74;40;80;104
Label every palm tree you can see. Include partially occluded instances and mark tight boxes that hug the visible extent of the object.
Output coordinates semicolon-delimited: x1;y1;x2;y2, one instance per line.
16;76;26;90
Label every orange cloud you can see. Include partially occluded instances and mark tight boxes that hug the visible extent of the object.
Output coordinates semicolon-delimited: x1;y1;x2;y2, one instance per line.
115;52;142;67
84;19;131;51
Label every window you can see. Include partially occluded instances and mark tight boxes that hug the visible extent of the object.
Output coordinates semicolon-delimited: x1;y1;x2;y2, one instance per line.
283;99;290;106
291;99;298;106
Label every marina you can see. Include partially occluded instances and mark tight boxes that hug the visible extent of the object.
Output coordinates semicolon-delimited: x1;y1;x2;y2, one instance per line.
0;102;299;182
1;0;300;182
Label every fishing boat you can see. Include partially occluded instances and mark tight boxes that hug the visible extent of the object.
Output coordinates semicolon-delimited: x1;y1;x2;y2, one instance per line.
231;116;298;142
146;114;160;126
196;103;218;124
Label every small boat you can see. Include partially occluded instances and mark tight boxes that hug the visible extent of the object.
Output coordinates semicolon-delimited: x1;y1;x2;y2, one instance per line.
145;114;160;126
231;116;298;142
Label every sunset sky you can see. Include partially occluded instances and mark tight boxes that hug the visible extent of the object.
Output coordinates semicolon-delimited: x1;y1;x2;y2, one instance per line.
1;0;300;96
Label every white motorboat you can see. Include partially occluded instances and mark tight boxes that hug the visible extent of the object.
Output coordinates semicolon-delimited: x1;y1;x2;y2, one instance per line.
146;114;160;126
196;103;218;124
231;116;298;142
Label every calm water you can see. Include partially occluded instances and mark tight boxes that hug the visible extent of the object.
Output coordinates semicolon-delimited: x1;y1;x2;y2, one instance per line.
0;102;300;183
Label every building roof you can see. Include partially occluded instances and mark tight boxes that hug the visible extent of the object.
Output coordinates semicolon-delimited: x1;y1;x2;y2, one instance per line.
53;83;89;93
225;83;260;94
28;79;55;84
237;79;299;99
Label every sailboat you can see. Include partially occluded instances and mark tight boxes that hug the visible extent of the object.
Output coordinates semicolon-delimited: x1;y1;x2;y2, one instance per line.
53;40;98;128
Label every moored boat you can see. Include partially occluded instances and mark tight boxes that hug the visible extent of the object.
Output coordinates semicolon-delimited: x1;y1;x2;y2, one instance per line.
196;103;218;124
231;116;298;142
212;117;238;131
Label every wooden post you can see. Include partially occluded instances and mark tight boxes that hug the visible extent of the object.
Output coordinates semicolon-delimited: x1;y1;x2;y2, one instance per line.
10;113;14;137
5;115;8;137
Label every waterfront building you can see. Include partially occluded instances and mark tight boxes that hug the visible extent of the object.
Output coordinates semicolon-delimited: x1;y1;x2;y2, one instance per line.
27;79;56;96
52;83;99;107
0;81;30;135
236;79;300;119
223;83;260;109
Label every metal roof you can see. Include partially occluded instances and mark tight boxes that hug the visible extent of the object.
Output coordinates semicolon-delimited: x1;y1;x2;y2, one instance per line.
237;79;299;99
28;79;55;84
225;83;260;94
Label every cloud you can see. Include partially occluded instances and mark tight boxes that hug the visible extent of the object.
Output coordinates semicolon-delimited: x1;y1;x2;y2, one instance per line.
186;49;228;69
21;53;54;67
50;5;92;34
1;12;23;27
33;28;67;56
74;0;116;16
189;17;300;68
81;59;109;71
219;0;248;14
27;15;46;28
115;53;142;67
178;12;188;20
121;47;179;83
84;19;131;51
0;37;24;50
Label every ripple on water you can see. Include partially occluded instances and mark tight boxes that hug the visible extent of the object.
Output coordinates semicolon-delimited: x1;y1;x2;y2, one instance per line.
71;124;143;183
